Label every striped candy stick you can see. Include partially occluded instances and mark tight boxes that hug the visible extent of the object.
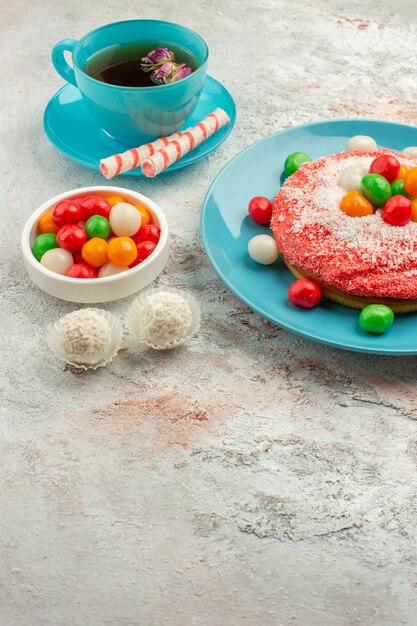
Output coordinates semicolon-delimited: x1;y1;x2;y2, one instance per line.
100;131;183;179
141;108;230;178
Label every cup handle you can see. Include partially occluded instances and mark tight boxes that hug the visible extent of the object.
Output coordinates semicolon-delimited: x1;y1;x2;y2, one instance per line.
52;38;78;86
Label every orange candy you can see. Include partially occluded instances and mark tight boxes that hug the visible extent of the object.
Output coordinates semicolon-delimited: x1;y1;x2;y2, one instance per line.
107;195;126;207
108;237;137;267
340;191;374;217
38;211;58;234
82;237;108;267
404;167;417;197
395;164;410;181
136;205;151;225
411;198;417;223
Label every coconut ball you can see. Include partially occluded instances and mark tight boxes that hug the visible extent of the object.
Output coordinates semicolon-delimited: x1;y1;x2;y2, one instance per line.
59;309;112;365
136;292;193;347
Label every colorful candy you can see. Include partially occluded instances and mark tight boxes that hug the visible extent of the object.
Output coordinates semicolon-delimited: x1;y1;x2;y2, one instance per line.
390;179;411;198
38;210;58;234
382;195;412;227
248;196;273;225
404;167;417;197
132;223;161;245
359;304;394;334
109;203;142;236
346;135;377;151
338;165;368;192
339;191;373;218
395;164;409;181
106;195;126;207
85;215;111;240
412;198;417;223
33;233;59;261
40;248;74;275
82;238;109;267
108;237;137;267
98;262;129;278
136;205;151;225
56;224;88;252
284;152;312;177
130;241;157;267
369;154;400;183
52;200;83;227
80;196;111;220
66;263;98;279
248;234;279;265
33;193;160;279
402;147;417;158
360;174;392;208
288;279;321;308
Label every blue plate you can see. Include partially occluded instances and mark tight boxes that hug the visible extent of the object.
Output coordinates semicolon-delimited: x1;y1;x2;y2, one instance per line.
44;75;236;175
201;118;417;355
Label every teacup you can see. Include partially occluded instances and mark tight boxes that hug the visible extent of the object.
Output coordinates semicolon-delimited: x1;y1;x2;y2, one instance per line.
52;19;209;145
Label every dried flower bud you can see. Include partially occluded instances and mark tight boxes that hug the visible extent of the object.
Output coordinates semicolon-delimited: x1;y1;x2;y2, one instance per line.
140;48;174;72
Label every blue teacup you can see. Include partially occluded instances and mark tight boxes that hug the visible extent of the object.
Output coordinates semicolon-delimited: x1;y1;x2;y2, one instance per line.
52;19;209;145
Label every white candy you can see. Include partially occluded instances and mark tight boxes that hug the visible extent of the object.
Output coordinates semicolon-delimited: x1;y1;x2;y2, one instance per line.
136;292;192;347
347;135;377;151
59;309;112;365
338;165;368;192
248;235;279;265
109;202;141;237
98;262;129;278
402;146;417;158
40;248;74;275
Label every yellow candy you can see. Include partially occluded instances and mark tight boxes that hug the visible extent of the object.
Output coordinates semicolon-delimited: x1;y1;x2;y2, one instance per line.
136;205;151;225
107;195;125;207
108;237;137;267
395;164;410;181
411;198;417;223
340;191;374;218
82;238;108;267
38;210;58;234
404;167;417;197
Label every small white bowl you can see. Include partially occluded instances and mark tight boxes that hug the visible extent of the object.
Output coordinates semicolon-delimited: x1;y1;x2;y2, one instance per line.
21;186;169;303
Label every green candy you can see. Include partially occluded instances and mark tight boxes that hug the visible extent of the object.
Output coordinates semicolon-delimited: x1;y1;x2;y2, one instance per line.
284;152;312;176
85;215;111;240
359;304;394;334
360;174;392;208
32;233;58;262
390;179;412;199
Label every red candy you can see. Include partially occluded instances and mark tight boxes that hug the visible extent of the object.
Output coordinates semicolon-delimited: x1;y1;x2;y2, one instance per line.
52;200;84;227
131;223;161;245
56;224;87;252
248;196;272;225
66;262;97;279
288;279;321;308
369;155;400;184
80;196;111;220
382;195;412;227
72;249;83;264
130;240;156;267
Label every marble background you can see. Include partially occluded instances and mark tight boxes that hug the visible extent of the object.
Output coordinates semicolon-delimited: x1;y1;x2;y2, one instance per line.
1;0;417;624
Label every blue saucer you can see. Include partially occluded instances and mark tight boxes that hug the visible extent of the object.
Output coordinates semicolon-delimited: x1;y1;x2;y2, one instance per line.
44;75;236;175
201;118;417;355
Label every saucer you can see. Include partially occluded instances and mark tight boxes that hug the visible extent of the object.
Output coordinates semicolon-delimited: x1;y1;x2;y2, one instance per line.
44;75;236;176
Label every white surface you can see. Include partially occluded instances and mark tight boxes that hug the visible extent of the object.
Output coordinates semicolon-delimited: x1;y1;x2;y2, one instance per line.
2;1;417;625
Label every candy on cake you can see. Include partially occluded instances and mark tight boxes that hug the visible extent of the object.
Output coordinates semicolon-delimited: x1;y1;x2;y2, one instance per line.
48;308;122;369
127;288;200;349
270;148;417;312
